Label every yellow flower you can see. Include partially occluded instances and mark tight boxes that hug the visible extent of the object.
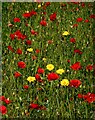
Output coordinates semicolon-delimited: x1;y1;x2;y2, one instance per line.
46;64;54;71
60;79;69;86
43;58;47;62
62;31;70;36
38;4;41;8
56;69;65;75
27;48;33;52
27;76;36;83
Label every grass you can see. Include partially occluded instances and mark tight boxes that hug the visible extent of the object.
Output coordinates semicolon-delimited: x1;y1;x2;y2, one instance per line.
2;2;95;119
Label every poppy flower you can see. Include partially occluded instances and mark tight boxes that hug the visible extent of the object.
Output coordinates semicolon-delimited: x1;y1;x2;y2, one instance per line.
40;20;47;26
84;19;89;23
0;96;6;101
35;49;40;54
13;18;21;22
26;40;32;45
16;48;22;55
29;103;39;109
14;72;21;78
31;30;38;35
67;59;70;63
82;93;95;103
23;85;29;90
70;62;81;70
76;17;83;22
78;94;83;98
18;61;26;69
30;10;37;16
29;103;46;110
70;38;76;43
35;74;43;82
22;12;31;18
86;65;93;71
8;46;14;52
4;99;11;104
73;24;78;28
37;68;44;74
81;3;85;7
50;13;56;21
10;33;15;40
74;49;82;55
0;105;7;115
90;14;95;19
47;72;59;81
69;79;81;88
45;2;51;7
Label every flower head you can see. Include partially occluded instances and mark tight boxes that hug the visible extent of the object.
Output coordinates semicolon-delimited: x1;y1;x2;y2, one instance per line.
47;72;59;81
18;61;26;69
62;31;70;36
69;79;81;88
60;79;69;86
56;69;65;75
0;105;7;115
46;64;54;71
27;48;33;52
27;76;36;83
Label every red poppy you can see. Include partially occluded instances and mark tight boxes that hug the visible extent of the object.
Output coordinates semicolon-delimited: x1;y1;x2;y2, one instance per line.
37;67;44;74
69;79;81;88
4;99;11;104
74;49;82;55
14;72;21;78
30;10;37;16
23;85;29;90
70;62;81;70
8;46;14;52
76;17;83;22
20;34;27;40
90;14;95;19
70;38;76;43
50;13;56;21
45;2;51;7
0;105;7;115
78;94;83;98
0;96;6;101
84;19;89;23
35;74;43;82
22;12;31;18
35;49;40;54
82;93;95;103
67;59;70;63
29;103;39;109
86;65;93;71
40;20;47;26
29;103;46;110
26;40;32;45
16;48;22;55
31;30;38;35
10;33;15;40
18;61;26;69
47;73;59;81
81;3;85;7
73;24;78;28
13;18;21;22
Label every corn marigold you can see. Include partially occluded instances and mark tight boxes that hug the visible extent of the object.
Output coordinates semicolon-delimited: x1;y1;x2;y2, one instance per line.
60;79;69;86
46;64;54;71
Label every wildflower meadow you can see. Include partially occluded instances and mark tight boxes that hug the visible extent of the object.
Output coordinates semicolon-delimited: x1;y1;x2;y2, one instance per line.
1;2;95;119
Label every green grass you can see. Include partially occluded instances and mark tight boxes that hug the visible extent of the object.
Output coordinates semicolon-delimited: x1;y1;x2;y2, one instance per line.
2;2;95;119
